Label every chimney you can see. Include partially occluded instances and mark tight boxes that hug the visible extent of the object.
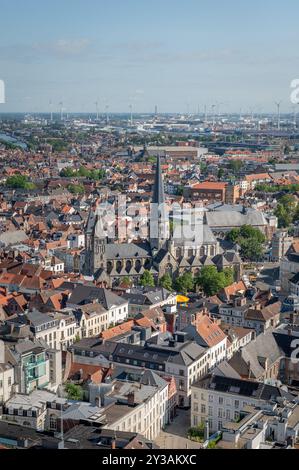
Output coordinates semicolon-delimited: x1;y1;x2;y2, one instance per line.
290;312;295;325
127;391;135;406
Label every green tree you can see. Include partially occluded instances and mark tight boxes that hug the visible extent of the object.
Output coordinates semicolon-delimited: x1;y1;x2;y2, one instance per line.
174;272;194;295
67;183;85;194
65;383;83;400
239;225;265;243
6;174;36;190
217;168;224;179
140;270;155;287
229;159;243;174
60;167;75;177
195;266;227;296
159;273;173;291
122;275;132;287
226;225;265;261
239;237;264;260
274;194;297;228
226;228;240;243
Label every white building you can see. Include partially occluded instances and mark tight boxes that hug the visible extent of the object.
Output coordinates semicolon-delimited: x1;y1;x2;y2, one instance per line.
191;374;293;434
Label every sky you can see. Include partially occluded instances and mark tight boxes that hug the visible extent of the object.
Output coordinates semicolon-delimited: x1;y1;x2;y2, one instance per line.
1;0;299;113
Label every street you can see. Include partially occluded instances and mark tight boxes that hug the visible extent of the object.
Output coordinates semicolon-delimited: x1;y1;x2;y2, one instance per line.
154;409;203;449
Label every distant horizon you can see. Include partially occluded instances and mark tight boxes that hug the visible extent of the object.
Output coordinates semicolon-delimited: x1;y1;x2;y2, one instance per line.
1;1;299;113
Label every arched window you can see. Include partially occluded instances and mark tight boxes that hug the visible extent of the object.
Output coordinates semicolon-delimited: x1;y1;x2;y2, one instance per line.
125;260;132;273
116;260;122;273
135;259;141;272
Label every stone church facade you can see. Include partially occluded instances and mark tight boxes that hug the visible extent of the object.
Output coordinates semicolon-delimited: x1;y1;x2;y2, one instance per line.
83;156;241;286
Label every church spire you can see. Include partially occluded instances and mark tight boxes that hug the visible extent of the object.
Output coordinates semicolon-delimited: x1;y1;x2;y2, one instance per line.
152;155;165;205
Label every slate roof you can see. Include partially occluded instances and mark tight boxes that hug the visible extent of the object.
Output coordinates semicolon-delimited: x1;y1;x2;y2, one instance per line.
67;285;127;309
194;374;294;401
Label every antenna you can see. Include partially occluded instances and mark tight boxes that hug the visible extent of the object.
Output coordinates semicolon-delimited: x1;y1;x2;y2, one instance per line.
275;101;282;130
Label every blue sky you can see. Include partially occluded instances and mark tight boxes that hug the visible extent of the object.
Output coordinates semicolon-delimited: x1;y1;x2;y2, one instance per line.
1;0;299;113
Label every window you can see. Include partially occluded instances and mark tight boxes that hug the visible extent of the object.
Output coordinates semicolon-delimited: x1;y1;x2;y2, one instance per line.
234;400;239;409
218;397;223;405
201;404;206;414
234;411;239;421
193;402;198;412
208;406;213;416
218;408;223;418
208;395;213;403
179;370;185;377
226;409;231;420
49;415;57;430
8;377;11;386
193;416;198;426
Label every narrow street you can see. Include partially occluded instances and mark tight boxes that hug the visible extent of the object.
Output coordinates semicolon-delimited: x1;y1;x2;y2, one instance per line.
154;409;203;449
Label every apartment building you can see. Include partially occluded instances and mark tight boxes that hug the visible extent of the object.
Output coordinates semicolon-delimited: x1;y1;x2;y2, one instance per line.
0;341;15;403
67;285;129;325
183;313;227;369
71;331;210;407
6;339;62;394
191;374;293;433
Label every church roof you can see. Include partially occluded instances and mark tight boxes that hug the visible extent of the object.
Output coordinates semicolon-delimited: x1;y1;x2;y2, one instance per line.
105;242;151;259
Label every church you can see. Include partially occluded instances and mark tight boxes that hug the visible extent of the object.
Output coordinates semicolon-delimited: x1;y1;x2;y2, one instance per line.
83;156;242;286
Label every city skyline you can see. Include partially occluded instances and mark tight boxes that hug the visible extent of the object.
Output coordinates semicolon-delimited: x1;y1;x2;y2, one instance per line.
1;0;299;113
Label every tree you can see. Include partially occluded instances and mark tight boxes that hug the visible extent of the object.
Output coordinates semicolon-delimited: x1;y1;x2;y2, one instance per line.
239;225;265;243
6;174;36;190
159;273;173;291
226;225;265;261
67;183;85;194
239;237;264;260
195;266;226;296
122;275;132;287
226;228;240;244
274;194;297;228
140;270;155;287
217;168;224;179
223;267;234;286
229;160;243;174
174;272;194;295
65;383;83;400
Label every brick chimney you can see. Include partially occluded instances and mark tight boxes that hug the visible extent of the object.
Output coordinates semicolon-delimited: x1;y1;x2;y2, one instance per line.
127;391;135;406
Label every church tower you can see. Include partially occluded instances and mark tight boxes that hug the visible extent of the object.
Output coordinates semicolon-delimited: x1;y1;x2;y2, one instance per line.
84;207;107;276
150;155;169;252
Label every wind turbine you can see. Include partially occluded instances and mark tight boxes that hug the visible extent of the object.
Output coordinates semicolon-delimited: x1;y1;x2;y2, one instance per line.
59;101;64;121
49;100;53;122
211;104;216;127
95;101;99;120
105;104;109;125
129;104;133;126
275;101;282;130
